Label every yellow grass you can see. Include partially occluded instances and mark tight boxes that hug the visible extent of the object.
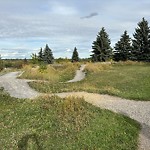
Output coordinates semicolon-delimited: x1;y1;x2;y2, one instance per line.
84;62;112;73
21;65;59;83
20;62;79;83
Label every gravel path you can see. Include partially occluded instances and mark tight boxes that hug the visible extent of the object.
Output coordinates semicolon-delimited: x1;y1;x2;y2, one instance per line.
0;69;150;149
67;64;86;82
0;71;40;99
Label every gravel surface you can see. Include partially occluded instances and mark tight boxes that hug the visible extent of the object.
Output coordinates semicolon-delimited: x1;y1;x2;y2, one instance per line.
0;71;40;99
67;64;86;82
0;69;150;149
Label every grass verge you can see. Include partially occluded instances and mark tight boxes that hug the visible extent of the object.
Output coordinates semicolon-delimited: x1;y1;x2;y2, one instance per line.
0;88;140;149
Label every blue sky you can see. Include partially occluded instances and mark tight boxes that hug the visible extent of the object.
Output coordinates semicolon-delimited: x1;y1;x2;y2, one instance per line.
0;0;150;59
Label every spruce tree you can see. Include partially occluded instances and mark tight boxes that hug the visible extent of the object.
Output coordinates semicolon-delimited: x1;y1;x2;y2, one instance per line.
132;18;150;61
71;47;79;62
114;31;132;61
38;47;43;62
43;44;54;64
91;27;112;62
31;53;38;64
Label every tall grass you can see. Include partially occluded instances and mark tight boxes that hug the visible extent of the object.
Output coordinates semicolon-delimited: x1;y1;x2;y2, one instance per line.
20;62;79;83
84;62;112;73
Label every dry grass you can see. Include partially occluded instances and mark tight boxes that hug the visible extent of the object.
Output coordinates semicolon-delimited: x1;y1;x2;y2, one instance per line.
20;62;79;83
84;62;112;73
114;60;145;65
20;65;59;83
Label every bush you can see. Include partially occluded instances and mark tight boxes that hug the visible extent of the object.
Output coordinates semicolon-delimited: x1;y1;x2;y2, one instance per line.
3;60;24;69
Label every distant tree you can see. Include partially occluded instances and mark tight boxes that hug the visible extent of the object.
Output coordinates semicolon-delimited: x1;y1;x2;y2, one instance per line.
24;58;28;64
91;27;112;62
71;47;79;62
38;47;43;62
43;44;54;64
132;18;150;61
0;55;4;71
114;31;132;61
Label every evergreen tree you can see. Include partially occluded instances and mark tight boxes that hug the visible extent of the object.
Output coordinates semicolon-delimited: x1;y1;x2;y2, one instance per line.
71;47;79;62
43;44;54;64
0;55;4;71
114;31;132;61
31;53;38;64
132;18;150;61
91;27;112;62
38;47;43;62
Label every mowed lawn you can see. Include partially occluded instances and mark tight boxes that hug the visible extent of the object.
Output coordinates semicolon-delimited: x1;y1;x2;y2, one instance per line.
30;62;150;101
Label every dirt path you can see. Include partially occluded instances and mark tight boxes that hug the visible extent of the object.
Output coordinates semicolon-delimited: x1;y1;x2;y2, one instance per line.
0;71;150;149
67;64;86;82
0;71;40;99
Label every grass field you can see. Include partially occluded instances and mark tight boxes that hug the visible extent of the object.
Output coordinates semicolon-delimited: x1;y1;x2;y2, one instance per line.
29;62;150;101
0;88;140;149
1;61;149;149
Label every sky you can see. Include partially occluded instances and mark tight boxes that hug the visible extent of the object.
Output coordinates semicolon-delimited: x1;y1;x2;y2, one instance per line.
0;0;150;59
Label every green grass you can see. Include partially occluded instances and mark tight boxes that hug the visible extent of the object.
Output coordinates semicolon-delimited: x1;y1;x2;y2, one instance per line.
1;61;148;149
29;62;150;101
0;88;140;149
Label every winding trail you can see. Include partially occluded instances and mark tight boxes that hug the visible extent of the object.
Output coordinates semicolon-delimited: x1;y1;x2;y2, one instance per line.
67;64;86;82
0;71;40;99
0;66;150;150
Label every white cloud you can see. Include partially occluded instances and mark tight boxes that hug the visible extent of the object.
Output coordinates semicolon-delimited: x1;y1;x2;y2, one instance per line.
0;0;150;59
66;48;72;52
51;5;77;15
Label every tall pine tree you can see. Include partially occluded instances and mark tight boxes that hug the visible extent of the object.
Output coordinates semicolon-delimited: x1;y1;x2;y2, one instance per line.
38;47;43;62
114;31;132;61
71;47;79;62
132;18;150;61
91;27;112;62
43;44;54;64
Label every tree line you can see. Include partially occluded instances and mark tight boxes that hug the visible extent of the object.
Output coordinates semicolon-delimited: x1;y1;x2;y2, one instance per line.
91;17;150;62
35;18;150;63
31;44;79;64
1;17;149;64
